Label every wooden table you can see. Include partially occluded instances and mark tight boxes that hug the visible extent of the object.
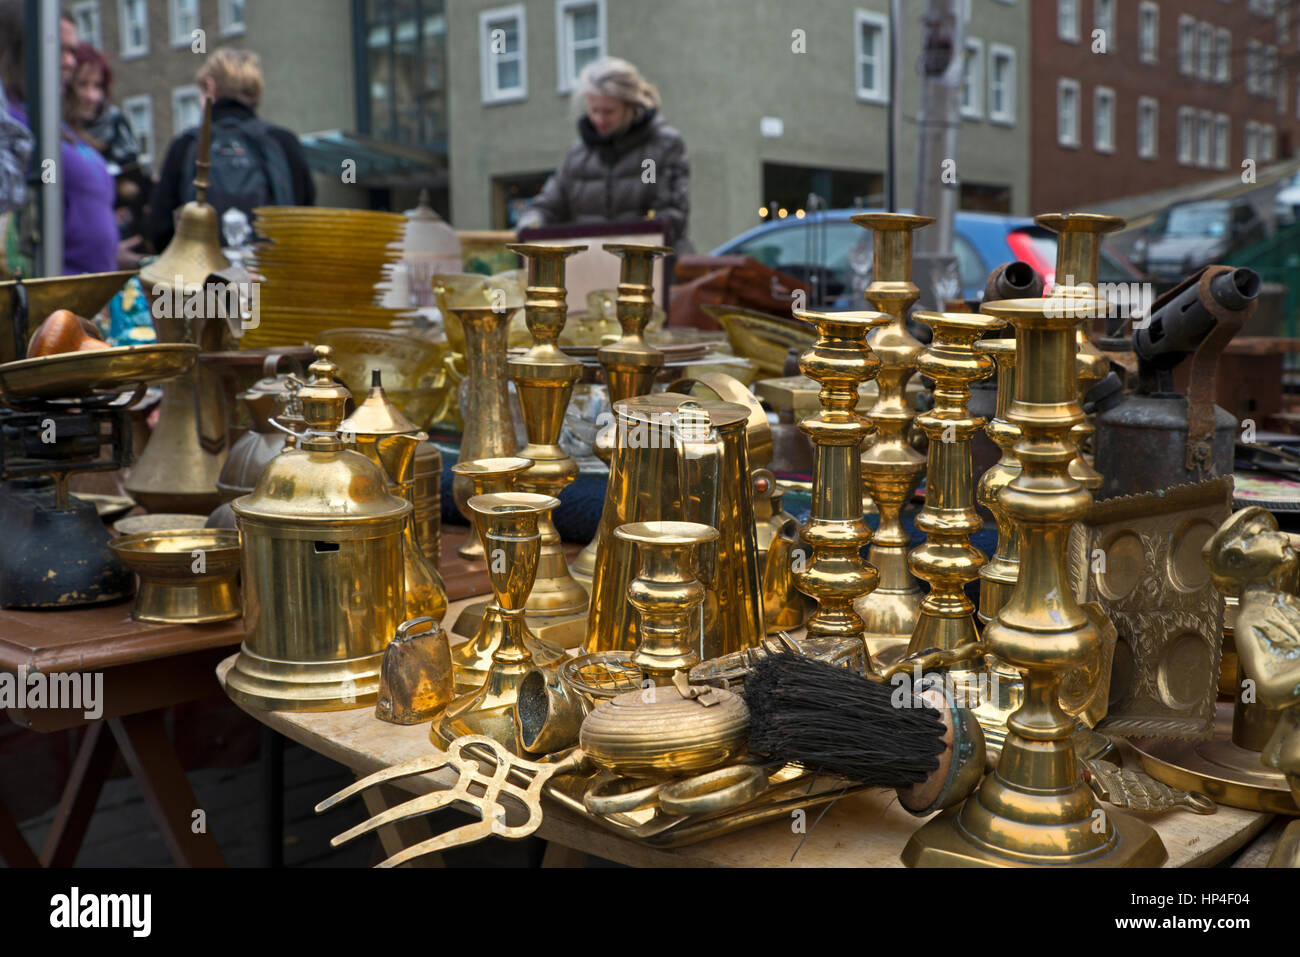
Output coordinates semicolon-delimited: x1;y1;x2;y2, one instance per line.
0;525;491;869
218;594;1276;869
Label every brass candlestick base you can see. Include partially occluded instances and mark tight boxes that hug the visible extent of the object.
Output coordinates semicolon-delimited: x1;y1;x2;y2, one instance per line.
447;457;563;692
617;521;718;682
851;214;931;656
506;243;590;644
903;294;1166;868
793;309;887;646
433;492;561;755
575;244;673;583
906;312;1003;658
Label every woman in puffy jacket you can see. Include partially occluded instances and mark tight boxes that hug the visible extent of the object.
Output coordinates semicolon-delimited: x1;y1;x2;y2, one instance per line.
517;57;692;254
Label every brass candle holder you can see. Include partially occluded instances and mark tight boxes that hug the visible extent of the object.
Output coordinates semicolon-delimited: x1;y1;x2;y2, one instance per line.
903;294;1166;867
573;242;672;583
1036;213;1124;492
441;290;520;561
433;492;561;755
617;520;719;683
907;312;1004;657
851;214;932;659
448;457;563;693
793;309;888;646
506;243;590;647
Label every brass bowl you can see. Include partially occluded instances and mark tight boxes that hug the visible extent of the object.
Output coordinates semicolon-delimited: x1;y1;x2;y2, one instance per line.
316;328;446;394
112;513;210;537
579;685;749;778
0;343;199;400
110;529;242;624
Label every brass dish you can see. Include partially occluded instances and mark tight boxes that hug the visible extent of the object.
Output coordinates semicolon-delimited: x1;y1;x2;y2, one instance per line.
704;304;816;378
0;343;199;400
110;528;241;624
112;513;209;537
0;270;137;364
316;328;445;391
72;493;136;522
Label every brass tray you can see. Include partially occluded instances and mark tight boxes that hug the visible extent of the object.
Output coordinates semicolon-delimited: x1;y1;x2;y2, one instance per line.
0;343;199;400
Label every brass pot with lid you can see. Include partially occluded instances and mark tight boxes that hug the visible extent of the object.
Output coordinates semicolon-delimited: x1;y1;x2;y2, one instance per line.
339;369;448;624
226;345;411;712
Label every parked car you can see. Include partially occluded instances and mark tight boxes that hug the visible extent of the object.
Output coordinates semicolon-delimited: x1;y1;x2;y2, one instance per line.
711;209;1141;307
1129;198;1269;281
1273;171;1300;225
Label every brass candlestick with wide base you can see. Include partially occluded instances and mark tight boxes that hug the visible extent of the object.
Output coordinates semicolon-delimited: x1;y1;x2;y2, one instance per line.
851;214;931;660
1036;213;1124;491
433;492;561;755
506;243;590;647
617;521;719;683
573;243;672;584
793;309;887;647
447;457;563;693
907;312;1004;657
903;295;1167;867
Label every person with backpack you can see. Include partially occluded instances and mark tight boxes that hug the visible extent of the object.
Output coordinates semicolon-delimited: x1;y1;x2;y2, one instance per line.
145;48;315;253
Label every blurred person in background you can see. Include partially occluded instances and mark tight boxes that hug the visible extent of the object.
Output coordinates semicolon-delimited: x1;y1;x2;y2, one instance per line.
0;0;118;275
516;57;692;255
67;43;147;269
146;48;314;252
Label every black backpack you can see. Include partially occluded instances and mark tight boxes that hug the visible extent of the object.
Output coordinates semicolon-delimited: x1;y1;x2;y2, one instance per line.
180;113;296;228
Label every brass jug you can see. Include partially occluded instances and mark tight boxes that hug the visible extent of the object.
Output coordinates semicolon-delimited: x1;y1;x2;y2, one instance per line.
585;393;764;659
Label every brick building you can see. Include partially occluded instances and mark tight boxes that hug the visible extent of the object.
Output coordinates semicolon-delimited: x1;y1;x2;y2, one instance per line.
1029;0;1300;212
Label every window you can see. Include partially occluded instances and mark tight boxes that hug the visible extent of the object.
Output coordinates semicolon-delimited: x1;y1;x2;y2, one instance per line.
987;44;1015;125
1213;114;1229;170
1058;0;1079;42
479;4;527;104
118;0;148;58
556;0;605;94
1196;110;1212;167
1057;78;1080;147
1177;107;1194;165
1137;96;1158;159
1215;28;1230;83
169;0;200;49
1261;124;1276;162
219;0;246;37
71;2;102;49
1280;69;1289;116
1247;40;1261;94
122;94;153;167
172;87;202;140
1264;47;1278;97
1094;0;1115;51
1197;23;1213;80
854;10;889;104
361;1;448;150
1295;78;1300;120
1245;120;1259;162
1094;87;1115;153
1138;2;1158;64
1177;16;1195;76
960;38;983;119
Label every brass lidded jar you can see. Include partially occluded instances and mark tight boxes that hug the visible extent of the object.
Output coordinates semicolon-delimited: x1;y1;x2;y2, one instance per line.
227;346;412;712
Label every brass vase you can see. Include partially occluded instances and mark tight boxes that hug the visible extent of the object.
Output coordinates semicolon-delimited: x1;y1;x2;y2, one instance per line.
505;243;590;646
903;294;1167;867
616;520;719;683
433;491;561;755
573;242;672;583
906;312;1004;657
851;214;932;658
793;309;887;647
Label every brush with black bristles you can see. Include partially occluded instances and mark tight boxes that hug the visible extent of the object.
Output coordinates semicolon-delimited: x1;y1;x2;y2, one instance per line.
746;653;987;815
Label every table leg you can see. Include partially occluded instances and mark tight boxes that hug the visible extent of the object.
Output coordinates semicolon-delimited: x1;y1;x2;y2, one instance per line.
361;783;445;868
0;799;38;867
109;711;226;867
40;722;116;867
262;727;284;869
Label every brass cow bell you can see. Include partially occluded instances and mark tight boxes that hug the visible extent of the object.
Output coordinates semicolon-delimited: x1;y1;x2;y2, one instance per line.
376;617;454;725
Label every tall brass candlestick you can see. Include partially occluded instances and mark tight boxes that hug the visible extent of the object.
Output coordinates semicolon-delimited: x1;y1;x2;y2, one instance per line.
1036;213;1124;491
794;309;888;645
573;243;672;584
506;243;590;647
907;313;1004;656
903;295;1166;867
433;492;561;755
851;214;932;657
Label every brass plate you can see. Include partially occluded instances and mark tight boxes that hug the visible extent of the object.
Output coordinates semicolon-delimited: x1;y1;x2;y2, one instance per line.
1131;701;1299;815
72;493;135;522
0;343;198;400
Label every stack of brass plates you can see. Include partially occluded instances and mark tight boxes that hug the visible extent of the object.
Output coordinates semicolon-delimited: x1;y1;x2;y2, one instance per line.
242;207;410;349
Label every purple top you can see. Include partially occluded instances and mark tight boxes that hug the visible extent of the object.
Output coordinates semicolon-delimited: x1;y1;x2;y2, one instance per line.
8;99;118;275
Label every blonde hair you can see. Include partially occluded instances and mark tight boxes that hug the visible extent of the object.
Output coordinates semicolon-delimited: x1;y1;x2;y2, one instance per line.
196;48;264;109
576;57;660;124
